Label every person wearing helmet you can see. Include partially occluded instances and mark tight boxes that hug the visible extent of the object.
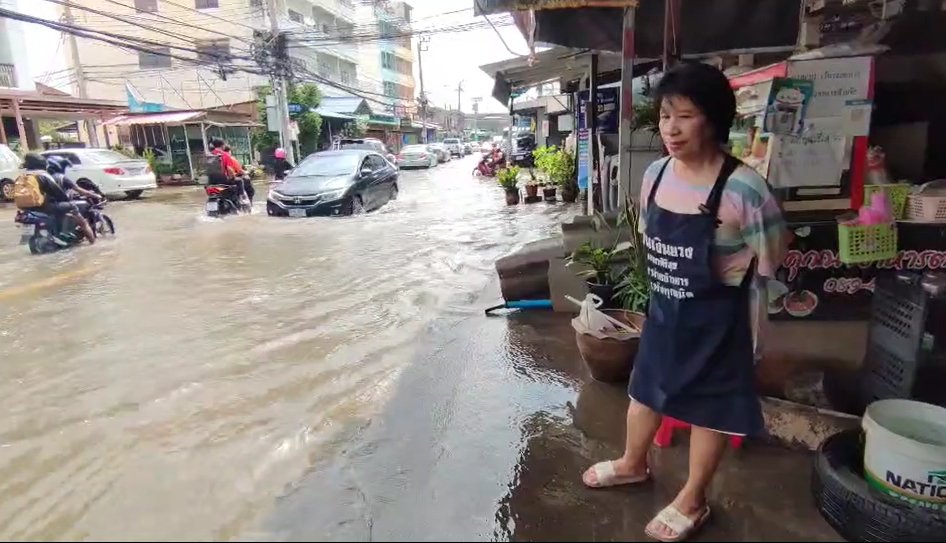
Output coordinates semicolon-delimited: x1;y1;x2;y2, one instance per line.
46;155;102;203
20;153;94;245
273;148;294;181
209;138;254;203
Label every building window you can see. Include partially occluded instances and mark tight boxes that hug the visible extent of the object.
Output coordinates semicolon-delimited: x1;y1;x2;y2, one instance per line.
383;81;397;98
196;39;230;63
139;47;172;68
134;0;158;12
340;71;354;86
318;60;334;77
288;9;304;24
381;51;395;70
194;0;218;8
378;20;396;39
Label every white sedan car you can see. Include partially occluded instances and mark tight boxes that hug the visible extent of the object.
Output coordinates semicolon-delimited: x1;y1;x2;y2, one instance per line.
396;144;438;169
40;148;157;199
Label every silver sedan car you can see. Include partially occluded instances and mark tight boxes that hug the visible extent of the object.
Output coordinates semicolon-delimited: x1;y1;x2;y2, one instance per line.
396;144;438;169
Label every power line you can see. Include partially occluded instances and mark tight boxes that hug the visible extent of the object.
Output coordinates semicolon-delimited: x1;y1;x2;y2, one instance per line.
157;0;257;32
93;0;256;45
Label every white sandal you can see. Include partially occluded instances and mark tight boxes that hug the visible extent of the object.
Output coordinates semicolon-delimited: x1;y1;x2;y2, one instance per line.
582;460;651;488
644;504;711;542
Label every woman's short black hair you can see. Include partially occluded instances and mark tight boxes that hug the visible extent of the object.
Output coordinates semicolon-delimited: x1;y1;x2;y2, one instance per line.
653;62;736;145
210;137;225;149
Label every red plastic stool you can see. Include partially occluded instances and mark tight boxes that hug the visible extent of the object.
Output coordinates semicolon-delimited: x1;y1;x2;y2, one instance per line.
653;417;744;449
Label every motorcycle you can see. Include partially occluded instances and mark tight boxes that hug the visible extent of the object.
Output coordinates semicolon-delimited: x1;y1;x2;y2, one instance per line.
205;178;252;218
473;151;505;177
14;199;115;255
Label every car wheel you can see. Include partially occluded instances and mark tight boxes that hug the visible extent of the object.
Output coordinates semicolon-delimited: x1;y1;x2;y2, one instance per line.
350;195;365;215
1;179;14;202
124;190;144;200
813;429;946;542
390;184;398;200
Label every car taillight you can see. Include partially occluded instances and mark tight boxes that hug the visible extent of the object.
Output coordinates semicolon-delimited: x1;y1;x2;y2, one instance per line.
104;167;125;175
396;154;403;160
206;186;224;196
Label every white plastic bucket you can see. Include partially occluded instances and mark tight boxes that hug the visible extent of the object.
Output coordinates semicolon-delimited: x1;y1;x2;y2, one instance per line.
863;399;946;511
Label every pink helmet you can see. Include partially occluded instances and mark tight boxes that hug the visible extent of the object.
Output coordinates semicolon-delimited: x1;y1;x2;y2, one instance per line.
274;148;287;159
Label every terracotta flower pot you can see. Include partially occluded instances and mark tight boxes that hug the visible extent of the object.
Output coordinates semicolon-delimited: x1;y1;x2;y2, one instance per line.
505;188;520;205
575;310;646;382
561;187;578;202
543;186;557;202
526;184;539;197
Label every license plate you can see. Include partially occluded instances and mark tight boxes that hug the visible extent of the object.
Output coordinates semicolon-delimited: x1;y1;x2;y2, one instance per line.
205;201;218;212
288;208;307;218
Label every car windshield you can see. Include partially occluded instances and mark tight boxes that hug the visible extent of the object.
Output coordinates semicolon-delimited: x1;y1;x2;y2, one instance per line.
82;150;135;164
292;154;359;177
443;139;459;144
340;141;381;151
402;145;428;153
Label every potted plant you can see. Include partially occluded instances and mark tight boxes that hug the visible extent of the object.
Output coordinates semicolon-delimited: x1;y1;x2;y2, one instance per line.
613;195;650;314
555;149;578;202
567;241;625;307
497;166;521;205
525;168;539;198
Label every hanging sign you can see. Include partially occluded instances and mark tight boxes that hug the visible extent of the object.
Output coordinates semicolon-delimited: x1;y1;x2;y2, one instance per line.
786;56;872;119
577;128;590;190
578;88;619;133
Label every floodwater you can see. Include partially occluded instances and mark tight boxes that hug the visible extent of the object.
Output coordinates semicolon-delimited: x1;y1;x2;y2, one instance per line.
0;156;579;540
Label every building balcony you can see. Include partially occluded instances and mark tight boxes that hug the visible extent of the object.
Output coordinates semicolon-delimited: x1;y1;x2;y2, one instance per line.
0;63;15;88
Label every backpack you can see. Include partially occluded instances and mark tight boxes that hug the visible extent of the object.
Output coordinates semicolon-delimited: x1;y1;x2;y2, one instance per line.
13;173;45;209
205;153;228;183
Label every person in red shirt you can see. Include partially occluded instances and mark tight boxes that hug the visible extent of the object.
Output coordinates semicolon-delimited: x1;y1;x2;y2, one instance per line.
210;138;254;203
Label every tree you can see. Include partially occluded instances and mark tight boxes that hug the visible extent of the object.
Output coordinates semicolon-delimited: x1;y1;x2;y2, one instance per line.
341;117;368;138
253;82;323;155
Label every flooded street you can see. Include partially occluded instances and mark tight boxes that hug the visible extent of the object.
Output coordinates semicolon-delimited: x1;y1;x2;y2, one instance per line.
0;156;578;540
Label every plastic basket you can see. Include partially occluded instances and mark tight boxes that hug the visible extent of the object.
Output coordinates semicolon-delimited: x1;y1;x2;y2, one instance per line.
863;183;911;220
905;182;946;223
838;221;897;265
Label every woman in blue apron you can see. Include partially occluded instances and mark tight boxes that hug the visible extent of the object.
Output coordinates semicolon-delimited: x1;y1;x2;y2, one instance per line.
581;63;787;541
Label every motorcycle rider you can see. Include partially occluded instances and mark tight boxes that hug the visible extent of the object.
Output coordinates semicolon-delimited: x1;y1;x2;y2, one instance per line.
209;138;254;204
45;155;103;203
273;147;294;181
21;153;95;245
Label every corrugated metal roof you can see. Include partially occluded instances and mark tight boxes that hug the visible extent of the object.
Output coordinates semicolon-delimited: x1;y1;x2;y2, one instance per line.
104;111;203;126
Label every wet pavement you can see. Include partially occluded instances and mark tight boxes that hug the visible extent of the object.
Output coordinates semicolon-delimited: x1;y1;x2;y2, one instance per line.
0;155;839;541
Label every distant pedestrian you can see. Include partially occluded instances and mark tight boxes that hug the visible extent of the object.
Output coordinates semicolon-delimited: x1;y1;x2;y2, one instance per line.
581;62;787;542
273;148;294;182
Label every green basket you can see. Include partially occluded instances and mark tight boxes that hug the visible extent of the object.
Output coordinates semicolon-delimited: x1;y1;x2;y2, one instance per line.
863;184;911;220
838;222;898;265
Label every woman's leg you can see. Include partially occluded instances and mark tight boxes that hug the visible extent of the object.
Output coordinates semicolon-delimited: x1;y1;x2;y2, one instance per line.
583;399;661;485
647;425;727;538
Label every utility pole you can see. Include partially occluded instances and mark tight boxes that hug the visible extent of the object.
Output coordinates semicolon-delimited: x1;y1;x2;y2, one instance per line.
63;3;99;147
455;80;464;137
417;36;429;143
471;97;481;141
265;0;295;163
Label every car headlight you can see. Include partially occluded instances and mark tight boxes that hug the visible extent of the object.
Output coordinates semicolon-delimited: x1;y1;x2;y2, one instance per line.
319;189;346;200
268;189;285;201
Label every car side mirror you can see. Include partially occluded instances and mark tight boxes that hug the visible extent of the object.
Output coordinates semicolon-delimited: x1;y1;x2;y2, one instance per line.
360;167;373;177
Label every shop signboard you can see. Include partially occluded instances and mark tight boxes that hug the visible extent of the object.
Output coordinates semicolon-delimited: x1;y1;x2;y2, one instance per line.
769;222;946;321
577;87;619;133
577;128;590;190
762;77;813;136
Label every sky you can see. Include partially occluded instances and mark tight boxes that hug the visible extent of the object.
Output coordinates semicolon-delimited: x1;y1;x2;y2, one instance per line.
19;0;527;115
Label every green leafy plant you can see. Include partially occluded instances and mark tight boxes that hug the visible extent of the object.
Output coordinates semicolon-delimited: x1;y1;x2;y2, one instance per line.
533;145;576;187
567;242;625;285
253;83;323;155
154;162;174;176
497;166;521;191
613;193;650;312
341;117;368;138
110;145;138;159
142;148;157;173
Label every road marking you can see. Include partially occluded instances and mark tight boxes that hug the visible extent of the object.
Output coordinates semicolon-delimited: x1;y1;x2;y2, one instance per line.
0;266;96;301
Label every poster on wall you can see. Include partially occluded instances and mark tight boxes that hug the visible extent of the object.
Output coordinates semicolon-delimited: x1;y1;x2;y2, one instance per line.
768;117;848;188
763;77;814;136
577;128;590;190
786;56;872;119
577;87;618;133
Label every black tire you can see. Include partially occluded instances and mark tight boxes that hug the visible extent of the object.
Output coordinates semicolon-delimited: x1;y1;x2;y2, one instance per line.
813;429;946;542
27;234;56;255
124;190;144;200
350;196;365;215
95;214;115;237
1;179;14;202
390;184;398;200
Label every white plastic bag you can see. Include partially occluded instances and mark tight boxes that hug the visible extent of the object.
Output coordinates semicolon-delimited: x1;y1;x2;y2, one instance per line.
569;294;640;340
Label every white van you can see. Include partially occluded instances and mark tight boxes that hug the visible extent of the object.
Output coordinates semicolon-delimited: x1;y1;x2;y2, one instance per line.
0;144;23;202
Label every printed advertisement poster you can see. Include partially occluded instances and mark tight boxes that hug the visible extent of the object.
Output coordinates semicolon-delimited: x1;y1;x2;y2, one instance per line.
768;117;847;188
577;128;590;190
763;77;814;136
786;56;872;119
577;88;618;133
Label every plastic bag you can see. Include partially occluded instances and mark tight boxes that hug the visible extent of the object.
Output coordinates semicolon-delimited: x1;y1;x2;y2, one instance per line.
570;293;640;340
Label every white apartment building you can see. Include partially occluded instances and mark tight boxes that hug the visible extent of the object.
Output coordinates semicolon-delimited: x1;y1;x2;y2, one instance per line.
63;0;396;111
0;0;35;89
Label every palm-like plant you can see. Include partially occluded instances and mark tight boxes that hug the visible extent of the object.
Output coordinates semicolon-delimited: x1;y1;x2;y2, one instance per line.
613;192;651;312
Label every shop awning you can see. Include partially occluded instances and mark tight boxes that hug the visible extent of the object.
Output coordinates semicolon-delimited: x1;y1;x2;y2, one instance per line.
477;0;801;58
314;107;356;121
104;111;203;126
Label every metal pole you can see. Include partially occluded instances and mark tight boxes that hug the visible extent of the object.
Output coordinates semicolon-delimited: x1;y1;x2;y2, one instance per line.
265;0;295;164
0;105;7;145
507;100;514;166
417;37;429;143
588;53;598;215
12;99;27;151
63;2;99;147
617;7;637;210
183;125;195;180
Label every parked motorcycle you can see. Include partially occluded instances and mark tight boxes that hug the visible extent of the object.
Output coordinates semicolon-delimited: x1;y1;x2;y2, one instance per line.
14;199;115;255
473;150;505;177
205;181;252;218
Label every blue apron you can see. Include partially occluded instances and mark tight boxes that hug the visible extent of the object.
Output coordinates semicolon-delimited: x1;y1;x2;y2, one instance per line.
628;156;763;436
